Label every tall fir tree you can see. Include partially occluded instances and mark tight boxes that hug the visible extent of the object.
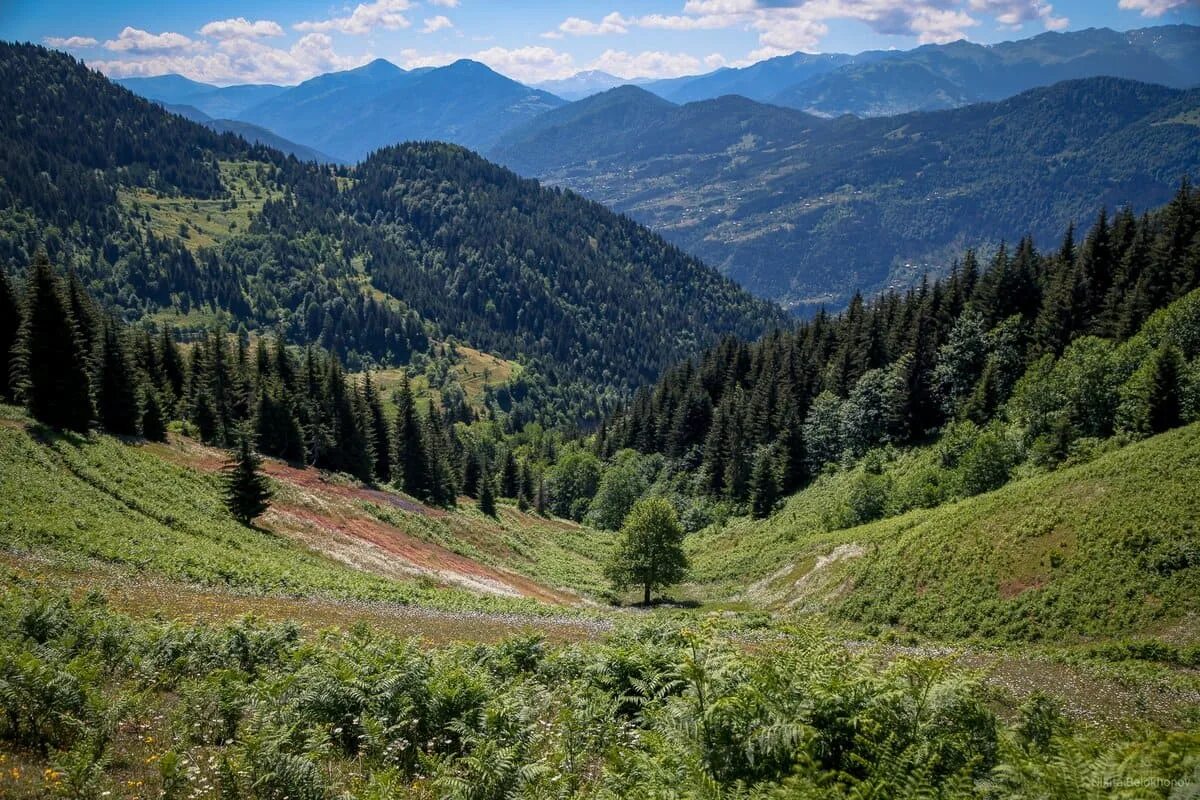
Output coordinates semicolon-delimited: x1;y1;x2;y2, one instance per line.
478;465;497;517
224;427;273;526
12;252;93;432
391;374;429;499
95;319;140;435
139;386;168;442
0;269;19;401
1147;344;1184;434
362;372;392;482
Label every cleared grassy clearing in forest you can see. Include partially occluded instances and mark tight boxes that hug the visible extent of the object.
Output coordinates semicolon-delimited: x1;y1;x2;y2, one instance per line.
117;161;282;252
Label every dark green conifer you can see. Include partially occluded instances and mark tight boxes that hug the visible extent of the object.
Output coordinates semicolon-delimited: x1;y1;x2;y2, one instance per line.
478;464;497;517
95;319;140;435
224;427;273;526
0;269;21;401
12;252;93;431
140;386;168;442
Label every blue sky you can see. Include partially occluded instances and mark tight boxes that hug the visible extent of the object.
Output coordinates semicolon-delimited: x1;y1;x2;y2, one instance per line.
2;0;1197;85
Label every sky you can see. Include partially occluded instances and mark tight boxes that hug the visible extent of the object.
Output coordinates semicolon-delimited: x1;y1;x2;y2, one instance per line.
2;0;1198;86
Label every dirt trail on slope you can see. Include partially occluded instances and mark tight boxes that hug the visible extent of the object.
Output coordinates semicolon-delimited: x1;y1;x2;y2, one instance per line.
152;438;580;605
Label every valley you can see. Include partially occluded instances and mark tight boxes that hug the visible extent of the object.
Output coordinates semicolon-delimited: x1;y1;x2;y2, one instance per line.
0;17;1199;799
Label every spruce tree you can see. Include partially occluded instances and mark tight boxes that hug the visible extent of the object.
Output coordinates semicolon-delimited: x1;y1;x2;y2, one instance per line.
224;428;273;526
391;374;428;499
0;269;19;401
478;468;497;517
498;449;519;498
534;473;547;516
12;252;93;432
423;400;455;506
1147;344;1184;434
749;447;779;519
362;372;391;482
461;451;482;498
95;319;140;435
139;386;168;442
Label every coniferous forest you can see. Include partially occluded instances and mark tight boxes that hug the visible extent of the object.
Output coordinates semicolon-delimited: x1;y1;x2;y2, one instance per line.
1;32;1199;800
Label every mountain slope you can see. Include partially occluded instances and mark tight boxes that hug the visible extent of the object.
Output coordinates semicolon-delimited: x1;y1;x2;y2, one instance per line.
533;70;629;101
235;58;566;161
645;25;1200;117
117;73;286;118
492;77;1200;308
157;101;337;162
687;423;1200;642
0;43;783;420
645;51;872;104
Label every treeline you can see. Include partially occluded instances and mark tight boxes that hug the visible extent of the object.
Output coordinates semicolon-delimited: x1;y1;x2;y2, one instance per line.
0;252;516;510
595;183;1200;516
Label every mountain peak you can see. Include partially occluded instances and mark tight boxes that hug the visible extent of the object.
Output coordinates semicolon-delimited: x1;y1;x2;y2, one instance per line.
351;57;404;78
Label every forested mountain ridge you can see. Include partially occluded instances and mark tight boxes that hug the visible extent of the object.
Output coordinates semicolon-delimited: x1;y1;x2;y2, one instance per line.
589;185;1200;521
643;24;1200;115
492;77;1200;308
0;43;784;425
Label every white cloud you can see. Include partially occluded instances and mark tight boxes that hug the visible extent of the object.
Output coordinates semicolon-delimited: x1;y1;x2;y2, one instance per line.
91;32;368;85
430;0;460;6
44;36;98;49
103;27;197;53
295;0;413;35
198;18;284;40
556;12;632;36
588;49;706;78
549;0;1083;61
1118;0;1196;16
472;45;578;82
637;13;737;30
421;15;455;33
969;0;1067;30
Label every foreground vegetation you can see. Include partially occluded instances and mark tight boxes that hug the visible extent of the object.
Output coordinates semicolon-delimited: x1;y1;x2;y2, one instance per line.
0;583;1197;800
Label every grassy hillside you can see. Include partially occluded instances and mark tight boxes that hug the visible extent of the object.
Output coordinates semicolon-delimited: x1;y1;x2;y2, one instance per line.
0;405;610;614
686;424;1200;642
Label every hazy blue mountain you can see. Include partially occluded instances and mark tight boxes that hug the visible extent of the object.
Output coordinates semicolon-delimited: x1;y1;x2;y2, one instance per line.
156;102;338;163
533;70;630;101
773;59;974;116
774;25;1200;116
492;77;1200;310
116;74;286;118
640;25;1199;117
644;51;877;104
235;58;565;162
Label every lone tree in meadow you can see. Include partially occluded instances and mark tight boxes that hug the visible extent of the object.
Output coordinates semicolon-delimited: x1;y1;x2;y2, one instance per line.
605;497;689;605
224;428;273;526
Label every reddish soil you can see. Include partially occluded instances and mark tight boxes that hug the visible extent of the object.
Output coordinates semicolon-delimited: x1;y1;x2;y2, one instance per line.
152;436;578;605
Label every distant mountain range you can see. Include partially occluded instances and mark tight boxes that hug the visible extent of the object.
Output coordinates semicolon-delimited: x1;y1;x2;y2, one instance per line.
108;24;1200;307
533;70;630;101
116;73;286;118
641;25;1200;117
490;78;1200;309
153;102;337;163
125;59;565;163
